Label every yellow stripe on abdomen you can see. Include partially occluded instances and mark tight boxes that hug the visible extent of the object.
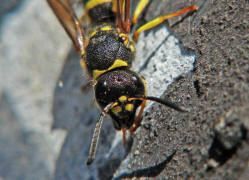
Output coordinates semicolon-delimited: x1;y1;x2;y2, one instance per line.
85;0;112;12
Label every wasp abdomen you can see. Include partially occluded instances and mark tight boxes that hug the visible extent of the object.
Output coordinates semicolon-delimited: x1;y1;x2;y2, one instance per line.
84;0;114;23
88;2;114;23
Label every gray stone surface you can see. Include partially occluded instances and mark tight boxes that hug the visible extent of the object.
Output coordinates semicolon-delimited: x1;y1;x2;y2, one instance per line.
0;0;68;179
133;26;195;110
0;93;51;180
0;0;248;180
113;0;249;179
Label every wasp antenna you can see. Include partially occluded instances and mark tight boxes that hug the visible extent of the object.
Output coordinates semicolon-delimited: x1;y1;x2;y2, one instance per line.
128;96;188;112
86;102;117;165
86;111;105;165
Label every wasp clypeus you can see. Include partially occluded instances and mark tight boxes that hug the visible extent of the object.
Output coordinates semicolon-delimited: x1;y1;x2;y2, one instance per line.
47;0;197;165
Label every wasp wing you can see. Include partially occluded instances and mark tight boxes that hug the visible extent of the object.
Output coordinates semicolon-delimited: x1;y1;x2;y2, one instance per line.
47;0;85;55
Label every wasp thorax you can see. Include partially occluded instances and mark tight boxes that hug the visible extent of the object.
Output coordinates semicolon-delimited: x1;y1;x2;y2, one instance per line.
85;30;134;77
95;69;146;130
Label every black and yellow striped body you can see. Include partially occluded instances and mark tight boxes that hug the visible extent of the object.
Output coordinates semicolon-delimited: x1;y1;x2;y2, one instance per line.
82;1;135;79
47;0;197;165
81;1;146;130
84;25;143;130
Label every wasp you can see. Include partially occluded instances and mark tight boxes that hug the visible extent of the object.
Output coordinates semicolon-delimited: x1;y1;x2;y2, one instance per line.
47;0;197;165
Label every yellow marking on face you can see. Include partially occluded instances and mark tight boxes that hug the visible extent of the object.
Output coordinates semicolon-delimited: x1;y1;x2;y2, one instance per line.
85;0;112;12
125;104;134;112
100;26;112;31
111;105;122;115
90;30;97;38
119;96;127;102
110;102;119;109
92;59;128;79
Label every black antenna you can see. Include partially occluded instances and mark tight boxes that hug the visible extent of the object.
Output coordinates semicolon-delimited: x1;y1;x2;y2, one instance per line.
128;96;187;112
86;102;118;165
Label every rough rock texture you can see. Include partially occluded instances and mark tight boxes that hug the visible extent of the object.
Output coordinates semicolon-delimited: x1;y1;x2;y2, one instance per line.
0;0;248;180
114;0;249;179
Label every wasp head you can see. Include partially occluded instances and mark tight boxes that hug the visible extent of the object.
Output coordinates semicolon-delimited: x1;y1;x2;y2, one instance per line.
95;69;146;130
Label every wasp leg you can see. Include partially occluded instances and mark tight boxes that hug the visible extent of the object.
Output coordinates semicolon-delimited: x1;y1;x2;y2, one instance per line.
132;0;149;24
115;0;131;33
133;5;198;41
122;127;127;143
129;100;146;134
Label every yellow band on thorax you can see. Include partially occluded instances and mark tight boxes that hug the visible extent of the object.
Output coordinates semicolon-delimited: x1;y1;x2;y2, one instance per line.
93;59;128;79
